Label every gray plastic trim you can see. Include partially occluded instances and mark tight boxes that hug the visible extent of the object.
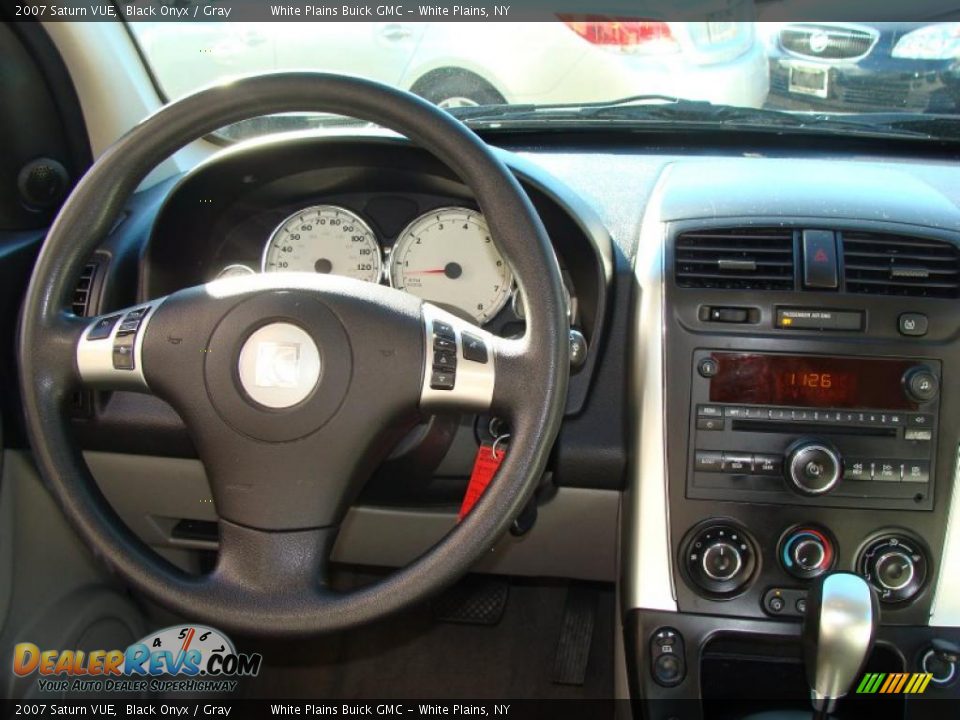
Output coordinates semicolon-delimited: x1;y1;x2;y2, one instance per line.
81;450;618;582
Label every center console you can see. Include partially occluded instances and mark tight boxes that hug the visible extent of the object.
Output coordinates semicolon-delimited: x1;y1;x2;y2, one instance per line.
625;164;960;720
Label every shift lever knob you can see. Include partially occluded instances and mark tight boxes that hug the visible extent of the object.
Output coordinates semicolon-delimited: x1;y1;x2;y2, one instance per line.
802;572;878;715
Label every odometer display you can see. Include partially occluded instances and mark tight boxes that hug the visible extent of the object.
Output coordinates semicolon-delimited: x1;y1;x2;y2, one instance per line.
262;205;381;282
389;208;513;324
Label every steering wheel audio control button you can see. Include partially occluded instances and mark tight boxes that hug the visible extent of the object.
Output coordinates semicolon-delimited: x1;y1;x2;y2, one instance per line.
420;304;496;411
112;335;135;370
430;369;455;390
432;321;455;340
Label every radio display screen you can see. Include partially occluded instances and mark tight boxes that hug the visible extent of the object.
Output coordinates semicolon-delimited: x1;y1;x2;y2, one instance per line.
707;353;919;410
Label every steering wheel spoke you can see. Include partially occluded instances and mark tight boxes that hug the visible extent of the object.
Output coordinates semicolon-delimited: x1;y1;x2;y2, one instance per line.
76;300;165;392
212;518;337;599
419;302;504;415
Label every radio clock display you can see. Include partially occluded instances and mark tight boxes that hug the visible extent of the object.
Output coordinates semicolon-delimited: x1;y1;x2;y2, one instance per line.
707;353;921;410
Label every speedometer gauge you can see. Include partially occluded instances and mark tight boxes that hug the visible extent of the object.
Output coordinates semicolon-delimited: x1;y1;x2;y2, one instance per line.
262;205;381;283
389;208;513;324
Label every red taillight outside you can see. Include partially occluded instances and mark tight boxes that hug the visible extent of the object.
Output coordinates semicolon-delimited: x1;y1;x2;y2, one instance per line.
560;17;679;54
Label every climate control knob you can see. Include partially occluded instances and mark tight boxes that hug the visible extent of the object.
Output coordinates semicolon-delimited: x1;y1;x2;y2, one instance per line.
857;533;928;603
780;526;834;579
785;440;842;496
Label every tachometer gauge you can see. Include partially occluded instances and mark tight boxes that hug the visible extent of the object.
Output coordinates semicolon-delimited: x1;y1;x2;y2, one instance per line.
262;205;381;283
389;208;513;324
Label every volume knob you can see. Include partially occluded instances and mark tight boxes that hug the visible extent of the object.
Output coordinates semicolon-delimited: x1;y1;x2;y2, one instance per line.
786;440;842;496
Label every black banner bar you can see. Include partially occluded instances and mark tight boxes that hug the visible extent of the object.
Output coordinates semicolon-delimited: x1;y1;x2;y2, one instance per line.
6;0;960;23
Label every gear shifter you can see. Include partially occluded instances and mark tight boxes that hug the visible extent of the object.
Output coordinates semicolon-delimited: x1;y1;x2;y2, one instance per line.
802;573;879;716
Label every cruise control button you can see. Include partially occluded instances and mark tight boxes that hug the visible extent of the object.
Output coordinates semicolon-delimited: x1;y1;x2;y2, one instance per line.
461;332;488;363
88;314;122;341
844;459;872;481
723;453;753;474
429;369;455;390
694;451;723;473
902;461;930;483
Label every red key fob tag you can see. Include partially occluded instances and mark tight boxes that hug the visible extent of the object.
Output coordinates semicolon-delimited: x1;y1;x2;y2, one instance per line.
458;442;506;520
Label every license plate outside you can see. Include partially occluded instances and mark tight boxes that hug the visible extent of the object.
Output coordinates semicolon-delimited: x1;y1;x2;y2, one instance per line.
788;64;829;99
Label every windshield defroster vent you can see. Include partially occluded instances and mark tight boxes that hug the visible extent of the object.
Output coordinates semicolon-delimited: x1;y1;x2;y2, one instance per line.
674;228;795;290
842;232;960;298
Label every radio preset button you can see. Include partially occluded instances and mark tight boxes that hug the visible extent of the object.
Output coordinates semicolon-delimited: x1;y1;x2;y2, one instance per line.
745;408;767;420
723;406;748;418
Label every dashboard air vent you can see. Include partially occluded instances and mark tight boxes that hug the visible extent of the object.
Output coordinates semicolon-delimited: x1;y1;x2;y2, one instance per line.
675;228;795;290
72;262;98;316
842;232;960;298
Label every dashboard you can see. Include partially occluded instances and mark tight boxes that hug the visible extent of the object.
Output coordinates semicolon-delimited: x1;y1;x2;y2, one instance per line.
40;130;960;713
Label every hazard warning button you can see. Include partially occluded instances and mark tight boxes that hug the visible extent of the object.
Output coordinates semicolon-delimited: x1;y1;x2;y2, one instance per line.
802;230;838;290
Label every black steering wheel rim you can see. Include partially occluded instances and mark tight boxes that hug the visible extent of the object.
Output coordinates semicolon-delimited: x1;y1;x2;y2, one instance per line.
18;73;569;635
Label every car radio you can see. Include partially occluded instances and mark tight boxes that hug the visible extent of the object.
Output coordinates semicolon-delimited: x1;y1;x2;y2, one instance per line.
687;350;940;510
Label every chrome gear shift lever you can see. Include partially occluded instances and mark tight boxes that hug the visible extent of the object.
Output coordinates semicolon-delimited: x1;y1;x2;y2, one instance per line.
802;573;879;715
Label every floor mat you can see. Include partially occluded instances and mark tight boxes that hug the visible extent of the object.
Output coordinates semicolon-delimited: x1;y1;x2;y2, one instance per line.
237;576;614;700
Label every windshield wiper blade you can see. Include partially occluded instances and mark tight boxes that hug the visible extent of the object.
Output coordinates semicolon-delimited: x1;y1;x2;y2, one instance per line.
450;97;946;140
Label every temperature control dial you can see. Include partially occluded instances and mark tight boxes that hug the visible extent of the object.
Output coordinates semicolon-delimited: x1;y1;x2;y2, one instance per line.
683;523;757;597
785;439;842;496
857;533;928;603
780;526;835;580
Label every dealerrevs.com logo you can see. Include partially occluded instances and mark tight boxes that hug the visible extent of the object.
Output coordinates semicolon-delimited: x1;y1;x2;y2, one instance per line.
13;625;262;694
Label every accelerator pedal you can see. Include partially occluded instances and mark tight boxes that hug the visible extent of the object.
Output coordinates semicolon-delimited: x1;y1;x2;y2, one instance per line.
552;584;597;686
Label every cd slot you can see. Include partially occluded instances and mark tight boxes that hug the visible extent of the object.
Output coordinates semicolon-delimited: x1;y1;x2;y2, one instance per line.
730;420;897;437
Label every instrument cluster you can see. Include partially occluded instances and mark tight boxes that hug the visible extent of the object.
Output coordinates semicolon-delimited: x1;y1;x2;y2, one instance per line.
214;202;575;327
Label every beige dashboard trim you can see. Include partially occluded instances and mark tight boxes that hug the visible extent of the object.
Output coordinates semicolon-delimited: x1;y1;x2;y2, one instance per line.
624;165;678;611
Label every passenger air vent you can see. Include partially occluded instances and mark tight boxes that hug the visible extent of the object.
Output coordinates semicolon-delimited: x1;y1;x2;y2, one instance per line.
675;228;795;290
72;262;98;316
842;232;960;298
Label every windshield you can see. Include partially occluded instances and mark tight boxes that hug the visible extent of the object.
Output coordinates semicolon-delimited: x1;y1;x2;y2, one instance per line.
128;17;960;141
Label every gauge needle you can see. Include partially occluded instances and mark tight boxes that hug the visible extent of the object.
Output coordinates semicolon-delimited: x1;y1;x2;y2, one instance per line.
407;262;464;279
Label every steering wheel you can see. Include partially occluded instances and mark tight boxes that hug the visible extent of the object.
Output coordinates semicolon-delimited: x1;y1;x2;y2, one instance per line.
18;73;569;635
